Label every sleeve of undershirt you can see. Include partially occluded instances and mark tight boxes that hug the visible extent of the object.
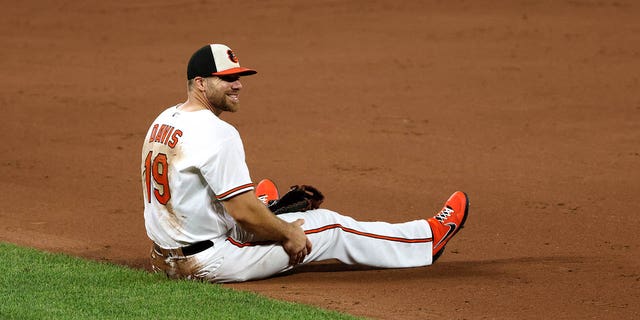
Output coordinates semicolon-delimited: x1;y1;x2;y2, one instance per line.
200;130;254;201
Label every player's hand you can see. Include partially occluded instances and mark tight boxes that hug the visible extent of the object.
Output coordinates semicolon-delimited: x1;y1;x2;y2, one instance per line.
283;219;312;266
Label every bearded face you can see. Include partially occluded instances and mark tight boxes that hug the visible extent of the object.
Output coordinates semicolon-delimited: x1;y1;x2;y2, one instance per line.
204;76;242;113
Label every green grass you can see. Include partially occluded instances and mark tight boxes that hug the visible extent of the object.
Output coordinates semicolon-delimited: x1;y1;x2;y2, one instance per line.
0;242;360;320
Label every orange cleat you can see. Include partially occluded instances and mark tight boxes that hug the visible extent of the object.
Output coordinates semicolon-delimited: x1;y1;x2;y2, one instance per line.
427;191;470;263
255;179;279;206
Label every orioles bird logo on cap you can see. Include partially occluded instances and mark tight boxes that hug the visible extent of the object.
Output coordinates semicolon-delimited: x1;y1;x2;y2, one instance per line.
227;50;239;63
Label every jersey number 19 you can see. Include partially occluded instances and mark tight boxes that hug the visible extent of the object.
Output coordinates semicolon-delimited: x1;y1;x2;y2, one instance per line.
144;151;171;205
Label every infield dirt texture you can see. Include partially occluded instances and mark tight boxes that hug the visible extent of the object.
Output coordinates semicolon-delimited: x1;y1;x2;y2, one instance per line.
1;1;639;319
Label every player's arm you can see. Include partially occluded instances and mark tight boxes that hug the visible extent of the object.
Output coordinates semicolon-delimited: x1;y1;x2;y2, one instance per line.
223;191;312;265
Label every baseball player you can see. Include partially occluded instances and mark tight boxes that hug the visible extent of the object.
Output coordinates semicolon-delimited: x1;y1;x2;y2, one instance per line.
141;43;470;283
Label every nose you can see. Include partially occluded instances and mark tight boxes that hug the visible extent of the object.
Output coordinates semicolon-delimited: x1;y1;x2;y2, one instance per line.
231;80;242;89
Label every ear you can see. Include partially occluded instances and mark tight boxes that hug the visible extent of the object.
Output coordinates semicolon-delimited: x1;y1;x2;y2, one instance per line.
194;77;207;91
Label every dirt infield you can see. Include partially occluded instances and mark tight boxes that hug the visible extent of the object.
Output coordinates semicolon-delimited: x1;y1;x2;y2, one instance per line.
2;0;639;319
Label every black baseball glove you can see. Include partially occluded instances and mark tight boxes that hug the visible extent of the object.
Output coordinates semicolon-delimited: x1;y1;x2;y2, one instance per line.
267;185;324;215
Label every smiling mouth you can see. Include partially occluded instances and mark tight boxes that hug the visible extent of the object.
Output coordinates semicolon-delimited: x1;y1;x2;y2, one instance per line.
227;93;239;102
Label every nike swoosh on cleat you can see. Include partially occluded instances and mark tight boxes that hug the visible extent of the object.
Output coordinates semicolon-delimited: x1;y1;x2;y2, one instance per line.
434;223;457;249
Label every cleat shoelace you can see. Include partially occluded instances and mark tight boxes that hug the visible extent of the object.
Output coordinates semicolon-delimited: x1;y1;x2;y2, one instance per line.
435;206;455;223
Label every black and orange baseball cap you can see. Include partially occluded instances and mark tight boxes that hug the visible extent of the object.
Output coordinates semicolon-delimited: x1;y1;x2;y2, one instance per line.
187;44;257;80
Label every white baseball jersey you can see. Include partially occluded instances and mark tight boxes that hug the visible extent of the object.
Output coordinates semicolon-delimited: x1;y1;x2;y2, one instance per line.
141;105;254;248
143;105;436;283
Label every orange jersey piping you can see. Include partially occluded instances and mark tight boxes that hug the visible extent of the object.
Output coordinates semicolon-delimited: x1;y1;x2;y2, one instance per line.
216;183;254;200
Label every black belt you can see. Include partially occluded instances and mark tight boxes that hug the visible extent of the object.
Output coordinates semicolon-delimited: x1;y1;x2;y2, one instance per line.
182;240;214;255
154;240;213;257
